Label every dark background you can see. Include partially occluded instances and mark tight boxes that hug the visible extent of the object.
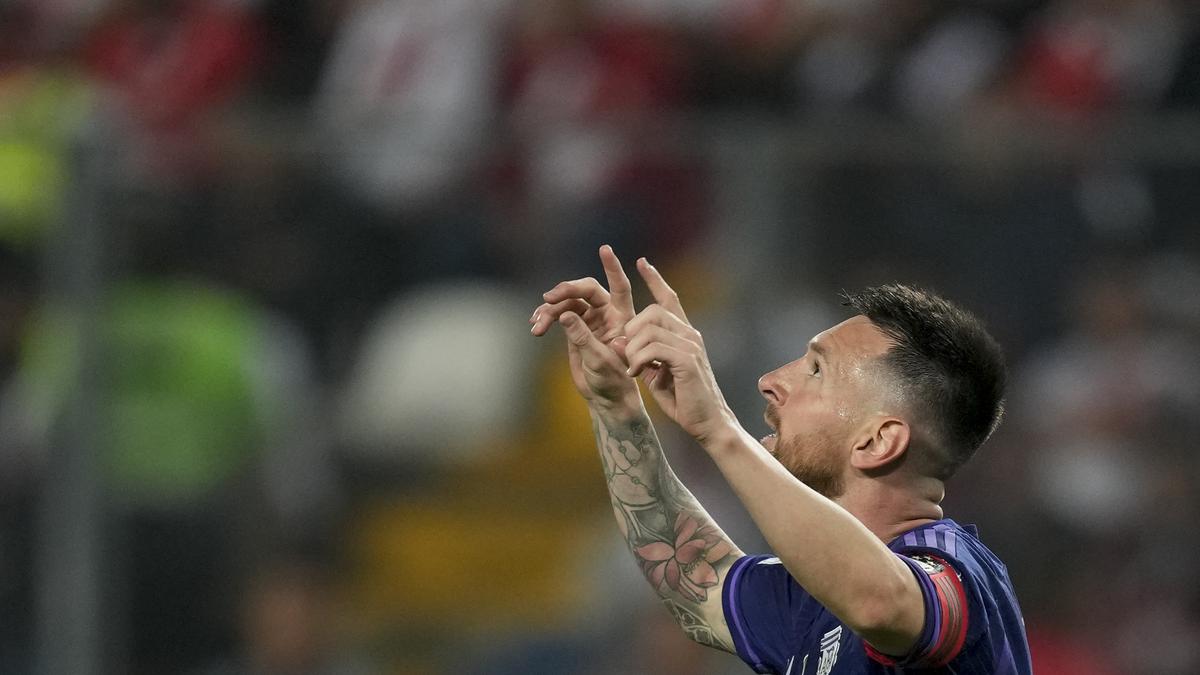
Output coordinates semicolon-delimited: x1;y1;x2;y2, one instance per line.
1;0;1198;673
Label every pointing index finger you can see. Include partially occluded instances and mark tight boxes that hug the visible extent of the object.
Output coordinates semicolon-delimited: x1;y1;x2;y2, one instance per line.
599;244;634;317
636;257;689;325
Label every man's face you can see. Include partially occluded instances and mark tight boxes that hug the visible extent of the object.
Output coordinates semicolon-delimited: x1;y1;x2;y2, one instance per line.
757;315;894;499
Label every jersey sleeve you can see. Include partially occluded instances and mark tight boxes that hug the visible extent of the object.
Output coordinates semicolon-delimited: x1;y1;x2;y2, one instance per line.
721;555;824;674
865;553;971;668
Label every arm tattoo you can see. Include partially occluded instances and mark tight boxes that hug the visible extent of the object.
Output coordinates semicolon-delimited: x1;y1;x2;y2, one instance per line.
593;409;741;651
664;598;726;647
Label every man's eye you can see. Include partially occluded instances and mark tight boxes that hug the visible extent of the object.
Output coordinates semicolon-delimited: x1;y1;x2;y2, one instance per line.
812;362;821;377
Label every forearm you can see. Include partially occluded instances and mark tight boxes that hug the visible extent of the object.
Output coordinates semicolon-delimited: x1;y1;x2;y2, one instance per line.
590;403;743;651
703;424;919;648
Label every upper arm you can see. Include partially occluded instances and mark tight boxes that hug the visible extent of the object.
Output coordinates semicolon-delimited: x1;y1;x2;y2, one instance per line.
864;554;970;668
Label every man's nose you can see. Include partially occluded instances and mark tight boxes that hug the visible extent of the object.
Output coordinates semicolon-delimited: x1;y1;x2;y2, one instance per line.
758;367;787;406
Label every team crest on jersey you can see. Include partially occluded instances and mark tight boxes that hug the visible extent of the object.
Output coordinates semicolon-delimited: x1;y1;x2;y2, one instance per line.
910;554;945;575
814;625;842;675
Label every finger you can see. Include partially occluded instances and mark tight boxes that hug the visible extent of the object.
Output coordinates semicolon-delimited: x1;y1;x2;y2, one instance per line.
636;258;689;324
611;335;661;375
640;361;669;391
625;342;689;379
560;311;620;375
531;299;592;336
625;304;702;346
543;277;611;308
599;244;635;317
623;324;700;375
625;342;693;378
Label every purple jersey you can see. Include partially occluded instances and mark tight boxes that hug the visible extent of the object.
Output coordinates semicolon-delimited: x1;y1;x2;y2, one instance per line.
721;519;1031;674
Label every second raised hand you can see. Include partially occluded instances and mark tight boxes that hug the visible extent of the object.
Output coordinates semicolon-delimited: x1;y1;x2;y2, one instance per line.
530;244;636;344
623;258;738;445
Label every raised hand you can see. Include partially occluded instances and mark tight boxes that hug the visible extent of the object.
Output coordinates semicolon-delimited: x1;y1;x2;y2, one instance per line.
533;251;744;654
558;309;640;411
530;244;636;345
623;258;737;445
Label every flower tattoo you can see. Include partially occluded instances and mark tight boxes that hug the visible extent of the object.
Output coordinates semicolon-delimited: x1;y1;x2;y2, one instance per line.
636;513;734;602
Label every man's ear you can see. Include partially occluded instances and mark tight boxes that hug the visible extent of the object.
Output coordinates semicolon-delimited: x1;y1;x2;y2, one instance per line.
850;418;910;471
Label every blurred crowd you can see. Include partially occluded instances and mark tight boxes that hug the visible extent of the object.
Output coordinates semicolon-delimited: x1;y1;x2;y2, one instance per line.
1;0;1199;673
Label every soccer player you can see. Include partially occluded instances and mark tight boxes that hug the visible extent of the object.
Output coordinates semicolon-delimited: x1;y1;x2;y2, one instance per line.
530;245;1032;674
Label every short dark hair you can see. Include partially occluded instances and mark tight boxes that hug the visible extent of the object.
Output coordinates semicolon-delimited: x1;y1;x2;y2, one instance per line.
841;284;1007;480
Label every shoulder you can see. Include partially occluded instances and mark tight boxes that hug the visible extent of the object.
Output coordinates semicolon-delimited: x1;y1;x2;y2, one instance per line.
890;520;1031;669
892;519;1011;585
893;520;1007;583
894;520;977;557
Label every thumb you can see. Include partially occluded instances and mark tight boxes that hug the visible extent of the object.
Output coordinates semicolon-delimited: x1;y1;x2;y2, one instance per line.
561;311;614;375
560;311;592;348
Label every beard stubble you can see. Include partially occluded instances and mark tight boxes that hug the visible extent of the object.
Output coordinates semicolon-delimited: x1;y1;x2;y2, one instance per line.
766;404;848;499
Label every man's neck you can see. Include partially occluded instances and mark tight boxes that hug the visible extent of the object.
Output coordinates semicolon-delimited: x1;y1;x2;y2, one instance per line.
836;476;945;543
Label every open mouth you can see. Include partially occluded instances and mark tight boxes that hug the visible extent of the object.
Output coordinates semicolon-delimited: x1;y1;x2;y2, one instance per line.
761;407;780;449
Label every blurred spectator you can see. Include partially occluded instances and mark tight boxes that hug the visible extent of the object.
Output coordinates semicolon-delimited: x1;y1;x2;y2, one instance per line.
83;0;262;180
3;278;330;673
892;8;1011;120
492;0;705;281
1019;256;1200;534
1008;0;1186;114
312;0;508;215
0;47;91;247
1014;253;1200;673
